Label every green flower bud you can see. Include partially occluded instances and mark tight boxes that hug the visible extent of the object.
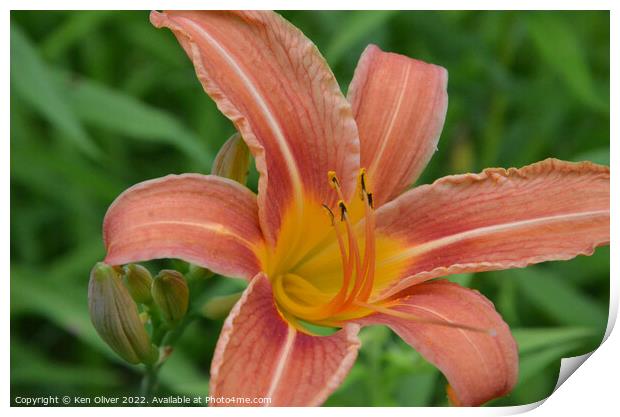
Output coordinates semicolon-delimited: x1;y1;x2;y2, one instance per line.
139;311;149;325
202;292;243;320
152;270;189;325
211;132;250;184
88;263;158;365
123;264;153;304
187;263;214;281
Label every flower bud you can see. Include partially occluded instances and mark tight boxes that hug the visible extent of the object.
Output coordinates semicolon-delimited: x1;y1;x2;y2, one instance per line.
151;270;189;325
202;292;243;320
187;263;214;281
139;311;149;325
211;133;250;184
88;263;158;365
123;264;153;304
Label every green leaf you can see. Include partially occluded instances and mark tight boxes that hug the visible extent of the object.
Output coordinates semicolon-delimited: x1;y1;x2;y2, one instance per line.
384;341;439;406
393;372;438;406
447;273;473;287
519;341;582;383
551;246;610;285
11;339;120;388
10;23;100;158
324;366;369;406
527;13;607;112
325;11;395;65
41;11;116;59
52;70;211;164
510;267;607;329
11;138;123;203
573;148;610;165
121;19;187;68
46;238;105;284
11;265;115;358
496;278;520;325
512;327;597;354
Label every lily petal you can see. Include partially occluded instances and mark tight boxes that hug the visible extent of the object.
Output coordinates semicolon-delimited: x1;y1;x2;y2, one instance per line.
358;280;518;406
151;11;360;245
210;273;361;406
104;174;262;279
375;159;609;298
347;44;448;206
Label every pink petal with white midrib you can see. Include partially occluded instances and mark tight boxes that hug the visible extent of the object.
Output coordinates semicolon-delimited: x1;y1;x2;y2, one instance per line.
374;159;609;298
210;274;360;406
104;174;263;279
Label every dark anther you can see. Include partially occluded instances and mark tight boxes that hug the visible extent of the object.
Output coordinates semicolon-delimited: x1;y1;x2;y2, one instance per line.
367;193;374;209
338;201;348;221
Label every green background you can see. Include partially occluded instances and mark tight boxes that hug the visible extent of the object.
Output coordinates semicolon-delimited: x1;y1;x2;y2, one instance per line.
10;11;610;406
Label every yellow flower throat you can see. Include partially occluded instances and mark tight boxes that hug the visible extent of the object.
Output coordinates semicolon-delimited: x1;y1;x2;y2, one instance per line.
260;169;496;337
261;169;396;331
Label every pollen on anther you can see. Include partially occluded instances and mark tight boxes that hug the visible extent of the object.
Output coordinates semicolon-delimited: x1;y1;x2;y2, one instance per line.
327;171;340;188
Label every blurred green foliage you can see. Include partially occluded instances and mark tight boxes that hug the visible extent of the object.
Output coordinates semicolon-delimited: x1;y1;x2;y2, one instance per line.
10;10;609;406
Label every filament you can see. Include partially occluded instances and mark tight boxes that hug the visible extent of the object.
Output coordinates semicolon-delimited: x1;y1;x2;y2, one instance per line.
355;301;497;336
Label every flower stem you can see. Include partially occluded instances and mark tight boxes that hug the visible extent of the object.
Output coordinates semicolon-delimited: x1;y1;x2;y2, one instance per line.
141;364;160;397
139;314;197;396
137;264;213;396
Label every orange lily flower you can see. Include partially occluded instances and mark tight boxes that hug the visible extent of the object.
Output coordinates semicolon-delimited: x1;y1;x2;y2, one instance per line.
102;11;610;406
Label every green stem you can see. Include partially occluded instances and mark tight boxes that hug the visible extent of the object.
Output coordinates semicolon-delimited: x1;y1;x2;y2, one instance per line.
164;315;196;346
139;315;197;396
137;265;212;396
140;364;160;397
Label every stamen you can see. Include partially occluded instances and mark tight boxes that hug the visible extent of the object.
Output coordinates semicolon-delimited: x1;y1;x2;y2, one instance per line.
338;200;347;222
356;191;376;302
355;301;497;336
358;168;367;200
329;169;379;310
360;169;367;190
327;170;340;189
321;203;335;226
319;201;354;312
337;199;363;310
279;168;384;323
324;206;353;309
328;171;347;203
366;192;374;209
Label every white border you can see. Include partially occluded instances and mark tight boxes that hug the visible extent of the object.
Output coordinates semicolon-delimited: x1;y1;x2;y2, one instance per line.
4;2;617;416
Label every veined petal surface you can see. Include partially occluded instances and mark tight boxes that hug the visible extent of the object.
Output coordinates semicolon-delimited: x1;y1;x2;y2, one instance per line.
347;44;448;206
358;280;518;406
374;159;609;298
104;174;262;279
151;11;360;248
210;274;360;406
